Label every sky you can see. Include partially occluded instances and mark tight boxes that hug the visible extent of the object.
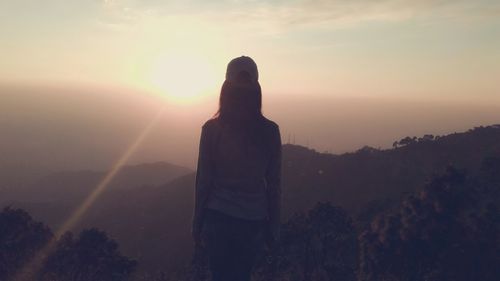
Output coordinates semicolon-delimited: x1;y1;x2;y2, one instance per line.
1;0;499;170
1;0;499;99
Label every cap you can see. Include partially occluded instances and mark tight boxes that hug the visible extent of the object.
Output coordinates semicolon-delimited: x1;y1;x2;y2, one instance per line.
225;56;259;83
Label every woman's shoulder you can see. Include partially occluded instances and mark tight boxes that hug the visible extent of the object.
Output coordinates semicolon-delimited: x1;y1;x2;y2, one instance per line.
202;117;222;130
202;117;278;135
261;116;280;132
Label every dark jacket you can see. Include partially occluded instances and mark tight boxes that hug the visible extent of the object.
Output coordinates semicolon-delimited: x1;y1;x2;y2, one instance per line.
192;117;282;241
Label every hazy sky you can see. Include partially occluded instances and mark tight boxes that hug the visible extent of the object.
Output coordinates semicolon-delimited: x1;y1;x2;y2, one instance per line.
1;0;499;99
1;0;499;171
2;86;499;171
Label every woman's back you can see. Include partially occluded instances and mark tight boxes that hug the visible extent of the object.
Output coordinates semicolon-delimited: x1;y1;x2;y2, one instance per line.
192;55;281;281
201;117;280;220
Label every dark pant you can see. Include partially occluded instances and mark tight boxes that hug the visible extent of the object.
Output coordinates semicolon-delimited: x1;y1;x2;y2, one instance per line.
204;208;265;281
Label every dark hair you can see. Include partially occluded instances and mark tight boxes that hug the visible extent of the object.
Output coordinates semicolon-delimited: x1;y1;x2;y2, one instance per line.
212;71;264;127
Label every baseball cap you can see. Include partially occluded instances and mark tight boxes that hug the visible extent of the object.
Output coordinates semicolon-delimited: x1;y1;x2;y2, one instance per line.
225;56;259;83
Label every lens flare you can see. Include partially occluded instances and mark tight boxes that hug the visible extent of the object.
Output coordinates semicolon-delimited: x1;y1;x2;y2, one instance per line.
10;107;166;281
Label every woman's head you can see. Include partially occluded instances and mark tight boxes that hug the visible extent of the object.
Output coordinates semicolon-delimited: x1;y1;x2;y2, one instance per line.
213;56;264;125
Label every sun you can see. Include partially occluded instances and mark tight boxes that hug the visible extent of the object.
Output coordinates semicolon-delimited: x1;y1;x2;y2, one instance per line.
148;51;218;103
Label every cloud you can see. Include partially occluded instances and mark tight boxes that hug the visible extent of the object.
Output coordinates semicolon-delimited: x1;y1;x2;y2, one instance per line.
233;0;499;27
5;0;495;35
96;0;500;35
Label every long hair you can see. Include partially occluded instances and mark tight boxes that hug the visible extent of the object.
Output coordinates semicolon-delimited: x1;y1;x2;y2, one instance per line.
211;71;270;153
212;71;264;128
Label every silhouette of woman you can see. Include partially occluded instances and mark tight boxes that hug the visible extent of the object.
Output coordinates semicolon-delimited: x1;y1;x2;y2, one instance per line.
192;56;282;281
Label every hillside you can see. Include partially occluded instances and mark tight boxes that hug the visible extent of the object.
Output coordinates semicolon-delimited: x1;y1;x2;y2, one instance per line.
282;124;500;213
1;161;193;203
2;124;500;273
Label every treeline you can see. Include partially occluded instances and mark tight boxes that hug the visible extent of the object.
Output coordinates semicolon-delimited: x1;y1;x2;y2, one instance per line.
0;208;136;281
2;158;498;281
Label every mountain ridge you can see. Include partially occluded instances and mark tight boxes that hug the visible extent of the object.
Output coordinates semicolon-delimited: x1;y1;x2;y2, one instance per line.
2;124;500;273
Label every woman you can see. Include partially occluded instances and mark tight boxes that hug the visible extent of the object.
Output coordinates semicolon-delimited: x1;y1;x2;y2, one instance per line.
192;56;282;281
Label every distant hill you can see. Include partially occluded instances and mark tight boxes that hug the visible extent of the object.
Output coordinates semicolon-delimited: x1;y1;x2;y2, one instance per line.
3;124;500;273
0;162;53;196
1;161;193;203
282;124;500;214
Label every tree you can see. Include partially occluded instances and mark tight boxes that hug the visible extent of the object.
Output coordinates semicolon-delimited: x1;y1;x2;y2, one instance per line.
41;228;137;281
0;207;136;281
0;207;53;280
356;146;380;154
358;166;500;281
392;141;399;148
254;202;358;281
398;136;416;146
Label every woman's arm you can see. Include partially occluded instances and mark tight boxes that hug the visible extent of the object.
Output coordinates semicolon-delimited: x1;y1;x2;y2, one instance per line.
192;122;214;243
266;123;282;244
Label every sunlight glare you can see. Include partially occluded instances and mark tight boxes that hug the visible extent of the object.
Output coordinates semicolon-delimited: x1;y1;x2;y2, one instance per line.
149;52;218;103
